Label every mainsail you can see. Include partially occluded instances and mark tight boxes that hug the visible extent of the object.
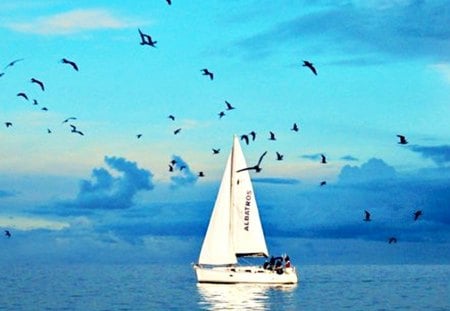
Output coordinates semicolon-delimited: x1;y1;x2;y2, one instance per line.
198;136;269;265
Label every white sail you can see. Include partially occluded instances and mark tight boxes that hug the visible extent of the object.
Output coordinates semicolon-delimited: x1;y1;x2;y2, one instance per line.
198;136;268;265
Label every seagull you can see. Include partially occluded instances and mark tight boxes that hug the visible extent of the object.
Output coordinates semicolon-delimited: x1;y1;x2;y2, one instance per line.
291;123;299;132
198;171;205;177
166;0;172;4
225;101;235;110
168;164;174;172
31;78;45;91
320;181;327;186
240;134;249;145
388;237;397;244
41;107;48;111
5;122;12;128
269;131;276;141
62;117;77;124
218;111;225;118
170;159;177;166
212;148;220;154
364;210;371;222
168;115;175;121
302;60;317;75
138;28;157;47
321;154;327;164
137;134;143;139
4;230;11;238
17;92;29;100
397;134;408;145
174;128;181;135
61;58;79;71
237;151;267;173
249;131;256;141
70;124;84;136
4;58;24;70
47;128;52;134
201;68;214;80
413;210;423;221
276;152;284;161
32;99;39;105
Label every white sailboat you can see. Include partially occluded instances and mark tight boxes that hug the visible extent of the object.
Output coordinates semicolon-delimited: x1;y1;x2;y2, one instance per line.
193;136;298;284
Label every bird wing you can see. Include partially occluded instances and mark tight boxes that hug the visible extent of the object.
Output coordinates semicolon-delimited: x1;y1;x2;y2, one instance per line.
257;151;268;166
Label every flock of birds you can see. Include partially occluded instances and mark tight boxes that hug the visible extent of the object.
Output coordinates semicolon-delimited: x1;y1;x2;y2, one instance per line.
2;1;421;245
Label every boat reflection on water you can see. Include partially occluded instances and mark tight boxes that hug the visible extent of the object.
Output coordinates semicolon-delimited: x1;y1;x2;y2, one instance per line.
197;283;297;310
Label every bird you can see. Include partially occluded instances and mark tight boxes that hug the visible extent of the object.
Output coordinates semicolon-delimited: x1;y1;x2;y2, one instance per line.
0;72;4;78
47;128;52;134
31;78;45;91
225;100;235;110
62;117;77;124
388;237;397;244
5;122;12;128
413;210;423;221
4;230;11;238
201;68;214;80
138;28;157;47
41;107;48;111
249;131;256;141
240;134;249;145
218;111;225;118
170;159;177;166
168;115;175;121
168;164;174;172
70;124;84;136
17;92;29;100
198;171;205;177
179;165;186;171
136;134;143;139
276;152;284;161
32;99;39;105
212;148;220;154
61;58;79;71
269;131;276;141
302;60;317;75
4;58;24;70
320;181;327;186
237;151;267;173
363;210;371;222
321;154;327;164
174;128;181;135
166;0;172;4
291;123;299;132
397;134;408;145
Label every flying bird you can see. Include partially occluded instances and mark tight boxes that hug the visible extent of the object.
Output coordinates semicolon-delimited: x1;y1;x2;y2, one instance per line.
4;230;11;238
198;171;205;177
413;210;423;221
4;58;24;70
138;28;157;47
212;148;220;154
32;99;39;105
201;68;214;80
174;128;181;135
168;115;175;121
166;0;172;5
321;154;327;164
388;237;397;244
5;122;12;128
70;124;84;136
31;78;45;91
363;210;371;222
17;92;29;100
320;181;327;186
269;131;276;141
41;107;48;111
62;117;77;124
249;131;256;141
218;111;225;118
61;58;79;71
276;152;284;161
169;164;174;172
302;60;317;75
291;123;299;132
225;101;235;110
240;134;249;145
137;134;143;139
47;128;52;134
397;134;408;145
237;151;267;173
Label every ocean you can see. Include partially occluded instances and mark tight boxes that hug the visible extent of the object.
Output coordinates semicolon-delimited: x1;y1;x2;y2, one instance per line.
0;263;449;310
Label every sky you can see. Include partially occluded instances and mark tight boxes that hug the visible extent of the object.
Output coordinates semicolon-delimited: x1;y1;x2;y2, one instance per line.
0;0;449;265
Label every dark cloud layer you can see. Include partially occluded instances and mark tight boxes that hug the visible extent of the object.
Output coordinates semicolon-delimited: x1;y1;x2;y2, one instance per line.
408;145;450;166
170;155;198;189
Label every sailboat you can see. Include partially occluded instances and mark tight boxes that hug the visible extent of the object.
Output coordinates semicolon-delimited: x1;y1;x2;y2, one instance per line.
193;136;298;284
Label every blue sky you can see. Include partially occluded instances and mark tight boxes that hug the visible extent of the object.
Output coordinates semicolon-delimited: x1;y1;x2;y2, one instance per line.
1;0;449;264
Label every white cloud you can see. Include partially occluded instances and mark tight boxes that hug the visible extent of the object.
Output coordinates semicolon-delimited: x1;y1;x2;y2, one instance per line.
7;9;139;35
0;216;70;231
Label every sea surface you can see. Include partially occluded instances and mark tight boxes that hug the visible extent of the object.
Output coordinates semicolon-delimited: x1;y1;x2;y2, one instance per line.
0;263;449;310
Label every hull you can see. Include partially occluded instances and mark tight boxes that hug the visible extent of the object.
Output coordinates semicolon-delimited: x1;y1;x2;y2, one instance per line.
193;265;298;284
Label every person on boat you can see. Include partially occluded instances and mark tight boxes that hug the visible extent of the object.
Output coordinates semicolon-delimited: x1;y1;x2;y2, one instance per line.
284;255;291;268
267;256;275;270
275;260;283;274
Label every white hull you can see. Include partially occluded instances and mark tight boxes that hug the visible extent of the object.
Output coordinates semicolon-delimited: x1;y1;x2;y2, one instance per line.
193;265;298;284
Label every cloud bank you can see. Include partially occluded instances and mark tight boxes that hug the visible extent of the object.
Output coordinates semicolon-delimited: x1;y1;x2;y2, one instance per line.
170;155;198;189
408;145;450;166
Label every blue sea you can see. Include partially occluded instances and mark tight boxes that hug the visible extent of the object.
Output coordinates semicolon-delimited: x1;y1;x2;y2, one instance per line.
0;264;449;310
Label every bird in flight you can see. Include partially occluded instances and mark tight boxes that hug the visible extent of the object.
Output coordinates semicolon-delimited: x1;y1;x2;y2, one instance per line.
413;210;423;221
32;99;39;105
62;117;77;124
321;154;327;164
198;171;205;177
320;181;327;186
302;60;317;75
201;68;214;80
388;237;397;244
291;123;299;132
31;78;45;91
240;134;249;145
4;58;24;70
17;92;29;100
166;0;172;5
61;58;79;71
397;134;408;145
5;122;12;128
168;164;174;172
276;152;284;161
249;131;256;141
138;28;157;47
70;124;84;136
168;115;175;121
212;148;220;154
136;134;143;139
225;101;235;110
218;111;225;118
174;128;181;135
269;131;276;141
363;210;371;222
47;128;52;134
237;151;267;173
41;107;48;111
4;230;11;238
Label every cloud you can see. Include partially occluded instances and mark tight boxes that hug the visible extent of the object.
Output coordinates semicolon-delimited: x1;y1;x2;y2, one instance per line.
0;216;69;231
408;145;450;166
7;9;137;35
340;155;359;162
338;158;397;184
253;177;300;185
65;156;154;210
170;155;198;189
300;153;323;161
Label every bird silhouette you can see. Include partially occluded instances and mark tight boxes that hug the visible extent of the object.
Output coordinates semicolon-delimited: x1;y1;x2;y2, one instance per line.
388;237;397;244
225;100;235;110
321;154;327;164
240;134;249;145
170;159;177;166
4;58;24;70
413;210;423;221
237;151;267;173
320;181;327;186
5;122;12;128
364;210;371;222
291;123;299;132
32;99;39;105
174;128;181;135
201;68;214;80
61;58;79;71
168;164;174;172
31;78;45;91
397;134;408;145
4;230;11;238
302;60;317;75
212;148;220;154
198;171;205;177
276;152;284;161
70;124;84;136
62;117;77;124
218;111;225;118
17;92;29;100
249;131;256;141
168;115;175;121
47;128;52;134
41;107;48;111
166;0;172;5
138;28;157;47
269;131;276;141
137;134;143;139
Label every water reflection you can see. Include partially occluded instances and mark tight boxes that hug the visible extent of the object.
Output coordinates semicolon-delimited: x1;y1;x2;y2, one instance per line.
197;283;296;310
